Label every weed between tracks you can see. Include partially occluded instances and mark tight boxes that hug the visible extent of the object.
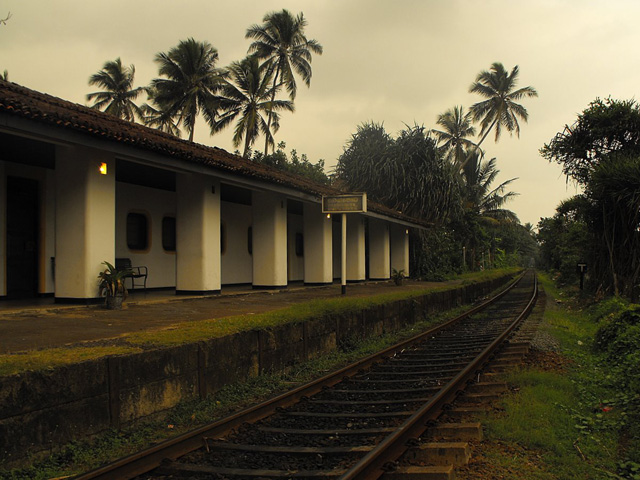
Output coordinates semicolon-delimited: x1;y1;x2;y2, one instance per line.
458;273;638;480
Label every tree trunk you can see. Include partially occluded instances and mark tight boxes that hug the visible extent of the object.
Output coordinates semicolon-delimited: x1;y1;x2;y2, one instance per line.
264;64;281;155
459;118;498;170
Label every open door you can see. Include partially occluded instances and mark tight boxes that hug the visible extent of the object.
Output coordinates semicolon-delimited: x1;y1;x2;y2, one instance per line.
6;176;39;298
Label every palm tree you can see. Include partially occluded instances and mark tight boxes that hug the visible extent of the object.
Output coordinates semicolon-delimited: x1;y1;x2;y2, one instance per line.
215;56;294;157
140;94;182;137
461;150;519;223
246;9;323;154
431;105;476;167
149;38;225;142
86;58;145;122
469;62;538;150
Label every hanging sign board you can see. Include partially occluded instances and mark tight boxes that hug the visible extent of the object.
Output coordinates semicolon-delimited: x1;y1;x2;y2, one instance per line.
322;194;367;213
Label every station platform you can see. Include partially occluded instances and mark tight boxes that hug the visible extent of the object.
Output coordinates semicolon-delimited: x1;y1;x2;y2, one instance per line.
0;280;454;354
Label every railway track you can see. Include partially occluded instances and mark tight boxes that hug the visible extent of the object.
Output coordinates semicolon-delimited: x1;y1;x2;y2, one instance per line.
77;271;537;480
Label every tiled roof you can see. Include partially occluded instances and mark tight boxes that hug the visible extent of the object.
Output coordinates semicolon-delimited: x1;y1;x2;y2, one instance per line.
0;81;429;227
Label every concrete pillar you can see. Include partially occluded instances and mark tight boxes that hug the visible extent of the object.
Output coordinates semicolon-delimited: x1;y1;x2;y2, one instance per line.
391;225;410;276
55;146;116;302
369;219;390;280
346;214;366;282
176;174;220;294
0;161;5;297
303;203;332;285
252;191;287;288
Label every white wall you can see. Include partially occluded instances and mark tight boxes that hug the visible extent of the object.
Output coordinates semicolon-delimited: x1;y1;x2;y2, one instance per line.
252;191;287;287
346;214;366;281
391;225;410;276
368;219;390;280
176;174;220;293
221;201;252;285
287;213;304;282
303;203;333;284
55;146;115;299
115;182;177;289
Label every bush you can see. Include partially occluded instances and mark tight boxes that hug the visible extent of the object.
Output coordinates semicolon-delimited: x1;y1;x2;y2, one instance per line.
594;304;640;356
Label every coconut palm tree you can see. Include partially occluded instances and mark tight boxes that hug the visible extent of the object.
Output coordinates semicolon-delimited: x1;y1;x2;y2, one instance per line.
431;105;476;168
215;56;294;157
140;93;182;137
149;38;225;142
469;62;538;150
86;58;145;122
246;9;323;154
461;150;519;223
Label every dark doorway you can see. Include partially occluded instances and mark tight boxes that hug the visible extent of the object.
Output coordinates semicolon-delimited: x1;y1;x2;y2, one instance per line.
6;177;39;298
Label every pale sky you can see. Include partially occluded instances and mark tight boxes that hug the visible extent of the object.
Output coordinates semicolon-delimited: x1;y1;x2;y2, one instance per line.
2;0;637;227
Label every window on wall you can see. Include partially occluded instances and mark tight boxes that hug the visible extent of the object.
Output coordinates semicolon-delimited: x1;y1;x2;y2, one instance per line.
247;226;253;255
127;213;148;250
162;216;176;252
295;232;304;257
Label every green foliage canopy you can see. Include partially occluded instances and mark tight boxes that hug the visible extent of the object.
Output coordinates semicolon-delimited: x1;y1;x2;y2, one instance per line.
540;97;640;185
335;122;461;224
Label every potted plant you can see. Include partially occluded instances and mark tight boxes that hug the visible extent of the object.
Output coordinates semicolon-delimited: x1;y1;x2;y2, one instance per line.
391;268;406;286
98;261;131;309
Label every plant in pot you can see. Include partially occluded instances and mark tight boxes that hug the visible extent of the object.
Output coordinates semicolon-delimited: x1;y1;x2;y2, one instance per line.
391;268;406;286
98;261;131;309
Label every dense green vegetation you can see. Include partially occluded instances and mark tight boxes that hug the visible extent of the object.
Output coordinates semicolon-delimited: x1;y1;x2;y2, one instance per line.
334;62;538;279
479;274;640;479
539;98;640;301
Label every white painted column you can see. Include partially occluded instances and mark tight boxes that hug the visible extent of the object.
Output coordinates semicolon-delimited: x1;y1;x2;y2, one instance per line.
0;161;6;297
303;203;332;285
369;219;390;280
346;214;366;281
390;225;410;276
176;173;220;294
55;146;116;302
252;191;287;288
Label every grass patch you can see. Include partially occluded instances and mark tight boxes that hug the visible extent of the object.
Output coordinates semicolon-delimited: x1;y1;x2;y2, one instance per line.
478;272;627;479
0;346;143;377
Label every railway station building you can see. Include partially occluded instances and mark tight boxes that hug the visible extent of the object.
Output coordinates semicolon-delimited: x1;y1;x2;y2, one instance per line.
0;81;426;303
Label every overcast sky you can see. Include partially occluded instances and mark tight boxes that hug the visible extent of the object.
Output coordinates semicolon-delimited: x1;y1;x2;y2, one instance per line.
1;0;637;227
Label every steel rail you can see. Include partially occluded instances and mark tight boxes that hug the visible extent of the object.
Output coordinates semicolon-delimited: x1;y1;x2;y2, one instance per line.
339;272;538;480
74;271;526;480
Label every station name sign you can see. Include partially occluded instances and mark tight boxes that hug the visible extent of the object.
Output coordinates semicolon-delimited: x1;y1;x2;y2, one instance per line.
322;193;367;213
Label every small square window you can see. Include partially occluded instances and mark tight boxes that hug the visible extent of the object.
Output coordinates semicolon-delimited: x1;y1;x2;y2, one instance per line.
162;216;176;252
127;213;148;250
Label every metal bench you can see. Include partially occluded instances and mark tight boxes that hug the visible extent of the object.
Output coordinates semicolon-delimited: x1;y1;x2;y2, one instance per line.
115;258;148;291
